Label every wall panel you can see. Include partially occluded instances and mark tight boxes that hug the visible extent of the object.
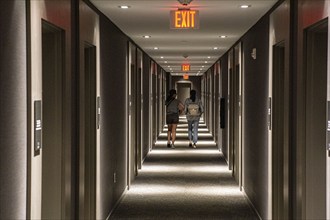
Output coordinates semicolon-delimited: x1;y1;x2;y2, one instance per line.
99;13;129;218
242;16;270;219
29;0;72;218
0;1;27;219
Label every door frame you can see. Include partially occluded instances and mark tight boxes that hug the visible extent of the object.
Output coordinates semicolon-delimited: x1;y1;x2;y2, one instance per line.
271;41;290;220
303;19;328;219
127;42;137;189
41;20;65;219
81;42;97;219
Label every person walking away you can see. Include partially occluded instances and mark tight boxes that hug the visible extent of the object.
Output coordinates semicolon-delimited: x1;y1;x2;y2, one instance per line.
184;90;204;148
165;89;184;148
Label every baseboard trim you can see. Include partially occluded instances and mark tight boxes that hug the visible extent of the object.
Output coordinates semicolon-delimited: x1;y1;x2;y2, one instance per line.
106;186;128;220
241;186;262;220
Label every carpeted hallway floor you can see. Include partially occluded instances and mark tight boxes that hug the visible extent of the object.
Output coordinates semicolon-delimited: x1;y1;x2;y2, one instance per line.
110;117;259;220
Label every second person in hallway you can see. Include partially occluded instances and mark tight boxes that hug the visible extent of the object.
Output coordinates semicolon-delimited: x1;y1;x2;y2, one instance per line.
184;90;204;148
165;89;184;148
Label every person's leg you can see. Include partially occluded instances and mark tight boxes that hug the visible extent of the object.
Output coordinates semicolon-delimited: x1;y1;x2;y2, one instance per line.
171;124;177;147
193;120;199;146
188;120;193;141
187;120;193;147
167;124;172;147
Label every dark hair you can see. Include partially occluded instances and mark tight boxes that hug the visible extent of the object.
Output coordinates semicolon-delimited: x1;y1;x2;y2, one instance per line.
165;89;176;104
190;90;196;102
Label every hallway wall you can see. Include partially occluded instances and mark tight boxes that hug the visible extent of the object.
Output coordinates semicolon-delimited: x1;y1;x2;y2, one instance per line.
241;15;270;219
295;0;330;218
219;54;229;160
0;1;27;219
207;8;271;219
29;0;73;218
99;14;130;219
142;54;151;159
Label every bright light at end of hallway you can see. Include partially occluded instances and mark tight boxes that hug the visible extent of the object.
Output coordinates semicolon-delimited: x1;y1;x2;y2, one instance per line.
141;163;230;175
129;183;242;197
154;140;216;147
158;133;212;138
149;148;221;156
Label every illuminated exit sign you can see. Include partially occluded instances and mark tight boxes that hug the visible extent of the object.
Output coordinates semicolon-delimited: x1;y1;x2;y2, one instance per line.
170;10;199;29
182;64;190;71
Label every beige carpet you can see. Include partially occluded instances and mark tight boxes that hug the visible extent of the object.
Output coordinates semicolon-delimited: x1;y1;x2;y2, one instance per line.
110;118;259;220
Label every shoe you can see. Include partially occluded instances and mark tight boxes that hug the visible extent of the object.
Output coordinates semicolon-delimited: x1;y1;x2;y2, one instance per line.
171;144;175;149
167;143;171;148
189;143;193;148
193;143;197;148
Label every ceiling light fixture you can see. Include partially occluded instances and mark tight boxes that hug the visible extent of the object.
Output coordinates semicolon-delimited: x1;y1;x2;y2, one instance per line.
154;47;159;50
143;35;151;38
207;56;211;59
161;56;164;59
213;47;218;50
220;35;227;38
119;5;130;9
240;5;251;9
177;0;193;6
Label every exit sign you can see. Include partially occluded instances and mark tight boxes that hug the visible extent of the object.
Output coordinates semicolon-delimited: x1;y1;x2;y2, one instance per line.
170;10;199;29
182;64;190;71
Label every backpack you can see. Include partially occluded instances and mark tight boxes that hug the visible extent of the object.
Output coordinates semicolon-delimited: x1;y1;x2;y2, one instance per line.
187;103;200;116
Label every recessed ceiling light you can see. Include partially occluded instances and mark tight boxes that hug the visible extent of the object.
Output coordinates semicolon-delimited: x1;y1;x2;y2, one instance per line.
154;47;159;50
160;56;164;59
213;47;218;50
202;66;205;68
240;5;251;9
168;66;170;68
205;61;208;63
207;56;211;59
119;5;130;9
164;61;168;63
143;35;151;38
220;35;227;38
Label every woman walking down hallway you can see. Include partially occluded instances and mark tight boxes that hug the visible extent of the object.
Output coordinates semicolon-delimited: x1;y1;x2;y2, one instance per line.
184;90;204;148
165;89;184;148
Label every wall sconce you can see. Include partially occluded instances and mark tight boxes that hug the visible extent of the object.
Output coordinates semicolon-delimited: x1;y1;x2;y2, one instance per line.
251;48;257;60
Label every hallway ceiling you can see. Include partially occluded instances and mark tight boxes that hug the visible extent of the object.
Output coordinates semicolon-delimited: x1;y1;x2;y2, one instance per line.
91;0;278;76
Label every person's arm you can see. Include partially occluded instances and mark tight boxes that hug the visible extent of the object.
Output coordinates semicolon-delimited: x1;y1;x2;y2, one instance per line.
178;101;184;114
199;100;204;114
184;99;188;114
